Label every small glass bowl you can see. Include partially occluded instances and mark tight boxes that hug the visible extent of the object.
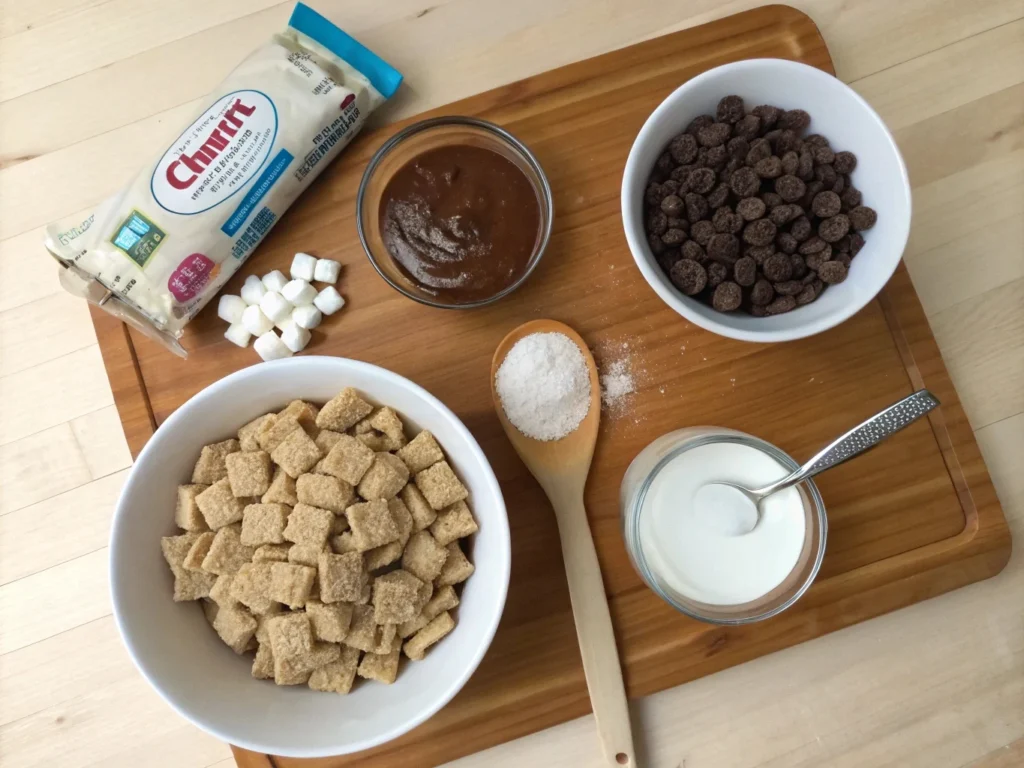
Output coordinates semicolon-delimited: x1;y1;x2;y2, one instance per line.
620;427;827;625
356;116;554;309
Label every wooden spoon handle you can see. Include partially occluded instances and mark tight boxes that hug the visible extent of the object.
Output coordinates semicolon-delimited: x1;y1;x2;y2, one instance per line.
551;493;636;768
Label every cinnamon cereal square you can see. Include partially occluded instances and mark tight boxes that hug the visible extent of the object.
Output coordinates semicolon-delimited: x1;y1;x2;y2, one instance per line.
347;499;400;551
414;461;467;510
396;431;445;474
196;478;246;529
319;434;375;485
191;439;240;484
271;428;323;479
403;611;455;660
209;573;240;608
269;562;316;608
274;655;313;686
398;585;459;638
430;500;479;546
356;453;410;500
279;399;320;436
175;484;210;531
252;642;274;679
330;531;358;554
369;407;407;449
306;599;353;642
183;531;215;571
364;541;403;571
240;503;290;546
201;525;254;575
357;644;401;684
400;484;437;531
229;562;275;614
252;543;291;563
388;497;414;547
238;414;274;452
308;646;360;694
261;467;298;506
436;542;475;586
162;533;200;572
283;503;334;547
316;388;374;431
318;552;366;603
344;604;393;653
296;474;355;513
267;612;314;660
372;570;424;624
225;451;272;497
401;530;448;583
174;570;217;601
212;605;257;654
286;543;323;568
314;429;345;455
257;414;302;453
356;432;390;452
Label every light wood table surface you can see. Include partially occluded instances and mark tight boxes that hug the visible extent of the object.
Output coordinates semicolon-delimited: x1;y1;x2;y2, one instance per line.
1;1;1022;766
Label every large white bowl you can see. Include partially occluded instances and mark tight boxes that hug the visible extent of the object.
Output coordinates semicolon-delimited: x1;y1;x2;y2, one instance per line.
621;59;911;342
110;357;510;758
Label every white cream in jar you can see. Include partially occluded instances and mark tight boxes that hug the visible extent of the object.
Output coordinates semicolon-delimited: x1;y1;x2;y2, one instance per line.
637;440;806;606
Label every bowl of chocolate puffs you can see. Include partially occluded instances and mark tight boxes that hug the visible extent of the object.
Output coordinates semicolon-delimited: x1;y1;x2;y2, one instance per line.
109;356;510;757
621;58;911;342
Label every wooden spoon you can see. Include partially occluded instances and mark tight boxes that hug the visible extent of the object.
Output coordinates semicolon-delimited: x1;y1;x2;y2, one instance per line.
491;319;636;768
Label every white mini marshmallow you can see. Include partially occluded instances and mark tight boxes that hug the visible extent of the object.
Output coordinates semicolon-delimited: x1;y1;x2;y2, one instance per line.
217;294;247;324
313;286;345;315
240;275;267;306
241;304;273;336
280;323;312;353
292;304;322;330
259;291;293;323
281;278;317;306
291;252;316;282
224;323;252;348
313;258;341;284
275;316;297;334
254;331;292;362
262;270;289;293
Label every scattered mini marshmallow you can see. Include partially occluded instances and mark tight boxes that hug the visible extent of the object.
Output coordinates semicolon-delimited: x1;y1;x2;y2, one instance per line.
313;286;345;315
275;315;297;334
292;304;322;330
259;291;293;323
281;278;317;306
280;323;312;353
217;294;247;324
291;252;316;282
224;323;252;348
241;275;267;306
242;304;273;336
313;258;341;284
262;270;289;293
253;331;292;362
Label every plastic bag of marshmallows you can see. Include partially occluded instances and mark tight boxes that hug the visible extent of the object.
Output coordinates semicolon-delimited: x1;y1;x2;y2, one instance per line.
45;3;401;356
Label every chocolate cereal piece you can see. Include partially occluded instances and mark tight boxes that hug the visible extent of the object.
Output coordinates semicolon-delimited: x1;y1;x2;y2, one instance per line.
775;174;805;202
647;232;666;255
745;138;771;166
736;197;766;221
687;168;716;194
707;233;740;265
796;280;823;305
697;122;731;147
661;179;681;197
684;193;709;221
690;220;715;246
818;260;849;284
761;191;783;209
799;236;827;255
707;182;730;209
765;295;797;315
814;163;837;187
646;211;668;235
805;250;831;272
778;109;810;131
774;129;799;154
776;232;798;254
790;253;808;280
751;104;781;130
711;281;742;311
734;113;761;140
733;256;757;287
769;203;800;226
669;259;707;295
669;133;699;164
705;145;727;169
811;191;842;219
712;207;743;234
762;253;793;282
645;182;664;206
833;150;857;174
729;167;760;197
773;280;804;296
840;186;862;210
662;228;686;245
798;149;815;179
746;245;775;265
780;151;799;176
850;232;866;255
654;151;674;178
716;95;745;123
660;194;684;217
686;114;715;136
848;206;877;230
706;261;728;289
754;156;783;179
681;240;706;264
789;216;812;241
819;214;851;243
750;279;774;305
742;219;776;247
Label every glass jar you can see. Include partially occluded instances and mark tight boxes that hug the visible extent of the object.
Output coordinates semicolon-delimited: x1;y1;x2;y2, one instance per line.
620;426;827;624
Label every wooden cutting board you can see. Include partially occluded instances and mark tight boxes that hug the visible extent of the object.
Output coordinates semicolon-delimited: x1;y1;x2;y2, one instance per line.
88;5;1010;767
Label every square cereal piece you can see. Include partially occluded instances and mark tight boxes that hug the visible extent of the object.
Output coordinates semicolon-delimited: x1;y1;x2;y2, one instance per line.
330;532;357;554
175;484;210;531
398;614;428;639
162;532;201;573
271;428;323;479
240;503;290;546
288;543;325;568
183;531;216;571
309;646;361;694
269;562;316;608
404;611;455;660
267;611;314;659
238;413;274;452
283;503;335;547
252;642;274;679
316;387;374;431
364;541;403;571
261;467;298;506
436;542;475;586
352;411;376;434
347;499;400;551
375;623;398;654
319;551;366;603
212;605;257;654
343;604;395;653
256;414;302;453
369;407;407;447
296;474;355;514
173;569;216;601
402;530;448;583
396;431;445;474
357;453;410;501
315;429;344;455
388;497;414;547
225;451;272;497
274;655;313;686
201;525;254;575
252;543;291;563
415;461;468;510
202;598;219;626
400;484;437;531
230;562;275;614
255;609;283;645
357;644;401;684
430;500;479;546
195;478;246;529
357;583;372;605
372;570;425;624
191;439;240;484
319;434;375;485
356;432;390;452
306;599;353;642
398;584;460;638
209;574;240;608
279;399;320;436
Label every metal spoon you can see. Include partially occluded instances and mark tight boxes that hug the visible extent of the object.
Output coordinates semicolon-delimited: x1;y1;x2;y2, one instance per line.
696;389;941;531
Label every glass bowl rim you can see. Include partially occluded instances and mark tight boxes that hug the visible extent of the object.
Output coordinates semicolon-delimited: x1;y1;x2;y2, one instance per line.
355;115;555;310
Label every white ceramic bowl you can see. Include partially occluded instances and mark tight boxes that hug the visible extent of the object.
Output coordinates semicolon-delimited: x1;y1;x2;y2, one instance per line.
621;59;911;342
110;357;510;758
